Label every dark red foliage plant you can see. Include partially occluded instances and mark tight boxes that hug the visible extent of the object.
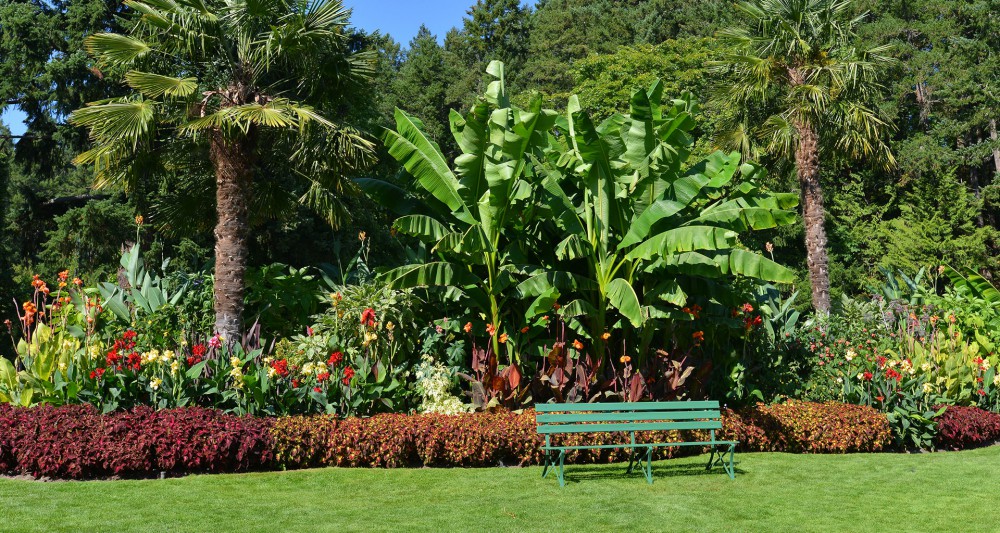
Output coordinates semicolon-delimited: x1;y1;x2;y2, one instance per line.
934;405;1000;450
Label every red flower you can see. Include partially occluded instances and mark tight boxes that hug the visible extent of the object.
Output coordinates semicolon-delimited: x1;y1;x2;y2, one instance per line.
862;371;873;381
317;371;330;383
875;395;885;402
327;351;344;366
89;368;105;380
192;344;206;357
270;359;290;378
361;308;377;328
126;352;141;371
742;303;754;313
291;379;300;388
978;389;987;397
343;366;355;379
313;387;323;393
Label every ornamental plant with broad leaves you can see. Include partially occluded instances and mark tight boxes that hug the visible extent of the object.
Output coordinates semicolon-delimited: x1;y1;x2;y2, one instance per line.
368;61;799;382
521;82;798;369
365;61;557;363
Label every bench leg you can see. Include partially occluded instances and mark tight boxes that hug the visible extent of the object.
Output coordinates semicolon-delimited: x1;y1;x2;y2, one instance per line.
557;450;566;487
542;451;551;479
706;446;716;471
725;444;736;480
644;446;653;485
626;448;639;474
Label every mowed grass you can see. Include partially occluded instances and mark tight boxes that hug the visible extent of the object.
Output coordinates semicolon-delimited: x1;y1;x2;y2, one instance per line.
2;447;999;532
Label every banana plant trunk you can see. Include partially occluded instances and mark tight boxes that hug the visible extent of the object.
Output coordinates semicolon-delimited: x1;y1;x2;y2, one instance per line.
794;120;831;314
210;132;255;342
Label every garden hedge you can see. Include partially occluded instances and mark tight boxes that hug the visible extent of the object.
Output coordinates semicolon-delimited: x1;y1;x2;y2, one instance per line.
0;401;899;480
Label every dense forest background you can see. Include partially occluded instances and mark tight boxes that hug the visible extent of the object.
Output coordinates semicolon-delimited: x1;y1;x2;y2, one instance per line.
1;0;998;313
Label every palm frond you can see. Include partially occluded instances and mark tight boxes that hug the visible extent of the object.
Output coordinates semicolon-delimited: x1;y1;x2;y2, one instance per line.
84;33;152;67
125;71;199;98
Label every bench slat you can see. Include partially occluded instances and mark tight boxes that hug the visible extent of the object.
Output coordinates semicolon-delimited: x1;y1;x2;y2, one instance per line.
536;410;720;424
534;400;720;412
543;440;736;451
536;420;721;434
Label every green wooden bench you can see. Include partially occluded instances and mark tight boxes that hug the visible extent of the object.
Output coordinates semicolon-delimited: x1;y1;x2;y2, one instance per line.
535;400;737;486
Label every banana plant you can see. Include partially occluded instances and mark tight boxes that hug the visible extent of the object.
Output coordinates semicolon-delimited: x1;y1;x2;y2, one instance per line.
372;61;557;359
519;82;798;363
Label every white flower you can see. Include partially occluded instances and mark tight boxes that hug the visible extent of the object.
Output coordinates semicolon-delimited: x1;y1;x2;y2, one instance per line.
994;374;1000;387
845;350;856;362
150;377;162;391
920;362;932;372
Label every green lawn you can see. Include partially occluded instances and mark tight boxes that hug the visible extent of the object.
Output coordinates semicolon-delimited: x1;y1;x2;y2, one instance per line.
2;447;999;532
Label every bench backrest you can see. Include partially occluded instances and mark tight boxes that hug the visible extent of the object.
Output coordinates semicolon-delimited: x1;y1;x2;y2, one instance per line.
535;401;722;435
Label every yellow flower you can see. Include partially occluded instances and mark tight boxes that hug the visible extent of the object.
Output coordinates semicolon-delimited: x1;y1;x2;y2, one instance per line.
88;345;102;360
386;321;395;331
170;360;180;374
994;374;1000;386
920;362;932;372
845;350;856;362
363;332;378;347
150;377;162;390
230;356;242;368
922;383;933;394
161;350;175;363
58;362;68;372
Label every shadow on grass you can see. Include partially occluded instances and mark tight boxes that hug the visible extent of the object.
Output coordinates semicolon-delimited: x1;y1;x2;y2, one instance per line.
554;461;746;485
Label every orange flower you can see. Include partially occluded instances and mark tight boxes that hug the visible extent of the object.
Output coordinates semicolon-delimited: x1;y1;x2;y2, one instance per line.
73;277;83;287
690;304;702;318
58;281;67;289
619;355;631;364
542;315;549;321
486;323;496;336
358;231;367;241
692;330;705;343
463;322;472;333
520;326;529;334
682;307;691;315
572;339;584;351
601;332;611;340
58;270;69;281
135;215;144;226
553;302;561;310
499;333;509;344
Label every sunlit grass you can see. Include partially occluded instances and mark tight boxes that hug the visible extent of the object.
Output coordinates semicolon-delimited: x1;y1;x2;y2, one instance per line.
1;446;998;532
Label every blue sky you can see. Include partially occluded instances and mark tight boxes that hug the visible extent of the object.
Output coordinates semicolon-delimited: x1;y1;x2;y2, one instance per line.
1;0;483;137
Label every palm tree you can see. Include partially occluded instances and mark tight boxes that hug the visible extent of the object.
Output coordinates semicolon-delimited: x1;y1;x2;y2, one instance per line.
70;0;374;340
714;0;895;313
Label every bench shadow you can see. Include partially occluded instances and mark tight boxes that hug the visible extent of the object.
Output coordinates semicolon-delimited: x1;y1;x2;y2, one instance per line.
558;461;747;484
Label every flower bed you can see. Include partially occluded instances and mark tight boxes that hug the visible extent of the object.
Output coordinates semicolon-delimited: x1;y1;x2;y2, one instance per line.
934;405;1000;451
0;401;899;480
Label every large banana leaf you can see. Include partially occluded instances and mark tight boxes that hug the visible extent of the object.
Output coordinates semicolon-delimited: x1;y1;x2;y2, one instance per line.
383;109;474;225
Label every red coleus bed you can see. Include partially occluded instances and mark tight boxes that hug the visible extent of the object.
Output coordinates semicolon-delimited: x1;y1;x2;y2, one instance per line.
0;401;902;480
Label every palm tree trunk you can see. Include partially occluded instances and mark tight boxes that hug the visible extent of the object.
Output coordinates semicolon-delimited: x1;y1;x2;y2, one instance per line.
795;120;831;314
209;133;255;342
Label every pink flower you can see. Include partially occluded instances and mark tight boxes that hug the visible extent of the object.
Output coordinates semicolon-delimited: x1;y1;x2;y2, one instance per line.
208;334;222;349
